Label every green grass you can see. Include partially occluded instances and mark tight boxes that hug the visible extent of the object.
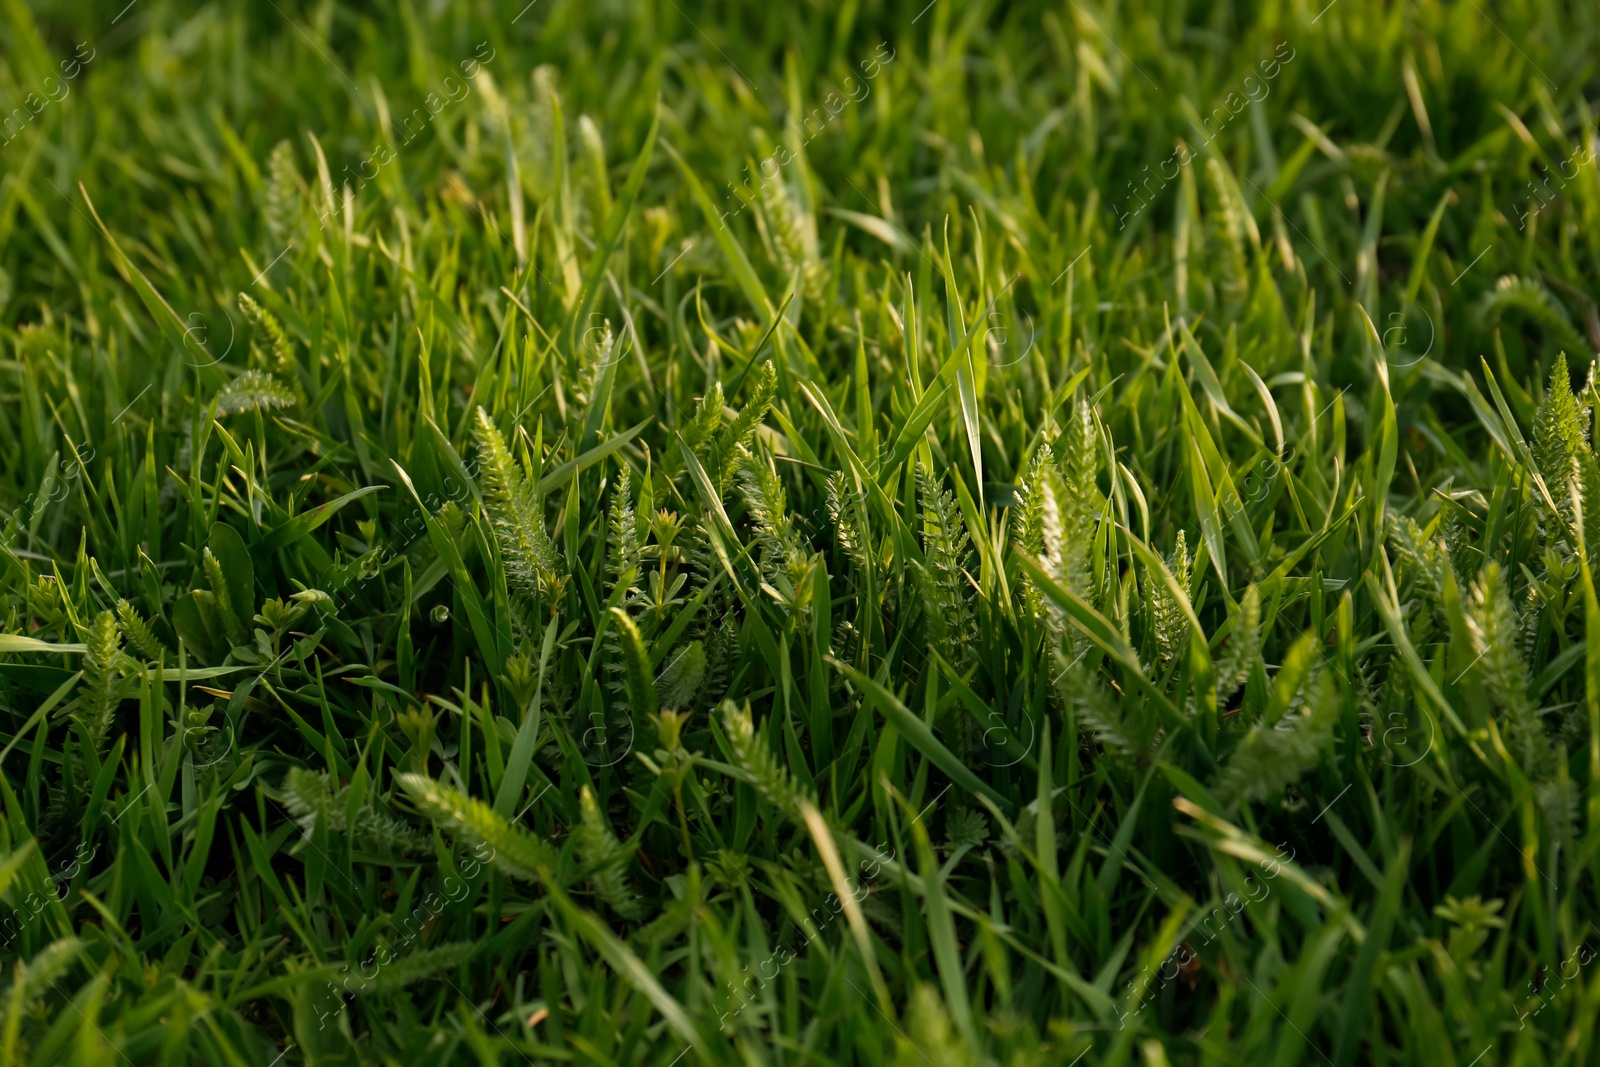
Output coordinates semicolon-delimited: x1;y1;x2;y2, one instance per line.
2;0;1600;1062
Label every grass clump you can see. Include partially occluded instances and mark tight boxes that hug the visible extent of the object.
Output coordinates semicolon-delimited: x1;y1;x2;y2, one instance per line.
3;0;1600;1063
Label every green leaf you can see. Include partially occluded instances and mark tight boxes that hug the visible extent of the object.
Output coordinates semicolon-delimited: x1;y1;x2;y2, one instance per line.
1333;839;1412;1067
171;591;222;664
0;636;87;655
827;656;1009;812
208;522;257;635
259;485;387;555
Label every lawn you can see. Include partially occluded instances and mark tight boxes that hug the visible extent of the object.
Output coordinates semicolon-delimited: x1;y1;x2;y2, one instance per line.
2;0;1600;1063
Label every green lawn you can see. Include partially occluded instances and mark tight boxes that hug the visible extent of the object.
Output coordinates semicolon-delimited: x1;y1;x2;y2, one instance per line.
2;0;1600;1063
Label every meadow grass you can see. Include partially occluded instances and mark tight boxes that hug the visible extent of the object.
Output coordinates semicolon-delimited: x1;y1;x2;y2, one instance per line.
2;0;1600;1063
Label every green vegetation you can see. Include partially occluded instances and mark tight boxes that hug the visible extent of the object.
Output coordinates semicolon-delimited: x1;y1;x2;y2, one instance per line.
3;0;1600;1062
